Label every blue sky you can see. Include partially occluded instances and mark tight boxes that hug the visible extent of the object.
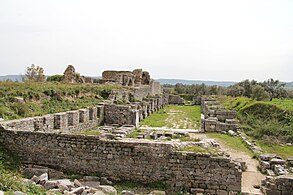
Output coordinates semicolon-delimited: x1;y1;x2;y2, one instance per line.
0;0;292;81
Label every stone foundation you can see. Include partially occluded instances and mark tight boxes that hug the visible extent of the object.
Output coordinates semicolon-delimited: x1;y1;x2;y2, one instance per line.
0;128;242;194
0;106;104;133
200;97;238;132
261;175;293;195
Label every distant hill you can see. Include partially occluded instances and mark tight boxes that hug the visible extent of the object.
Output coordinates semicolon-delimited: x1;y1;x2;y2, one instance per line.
0;75;23;82
157;79;236;87
285;82;293;90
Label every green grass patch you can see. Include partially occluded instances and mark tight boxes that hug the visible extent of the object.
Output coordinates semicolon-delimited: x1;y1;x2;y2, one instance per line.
139;105;201;129
139;109;169;127
127;129;145;138
257;141;293;159
179;145;219;155
207;133;254;156
266;98;293;111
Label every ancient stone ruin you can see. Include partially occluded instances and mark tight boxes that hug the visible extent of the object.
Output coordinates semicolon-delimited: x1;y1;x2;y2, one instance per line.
199;96;238;132
0;70;246;194
63;65;77;83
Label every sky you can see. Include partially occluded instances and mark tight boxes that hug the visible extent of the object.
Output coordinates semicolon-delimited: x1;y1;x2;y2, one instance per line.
0;0;292;82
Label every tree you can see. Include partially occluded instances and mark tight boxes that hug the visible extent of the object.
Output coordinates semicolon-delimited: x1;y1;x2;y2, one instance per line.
238;79;257;98
47;74;64;82
227;85;245;97
262;79;285;101
24;64;45;82
251;85;270;101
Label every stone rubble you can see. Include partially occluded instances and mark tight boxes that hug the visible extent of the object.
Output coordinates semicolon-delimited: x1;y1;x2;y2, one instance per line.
259;154;291;176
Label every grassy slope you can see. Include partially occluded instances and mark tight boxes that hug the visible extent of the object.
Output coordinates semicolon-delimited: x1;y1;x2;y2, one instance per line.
217;95;293;157
0;81;120;120
207;133;253;156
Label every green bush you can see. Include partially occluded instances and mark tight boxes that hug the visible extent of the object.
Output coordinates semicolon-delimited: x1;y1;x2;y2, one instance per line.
46;74;64;82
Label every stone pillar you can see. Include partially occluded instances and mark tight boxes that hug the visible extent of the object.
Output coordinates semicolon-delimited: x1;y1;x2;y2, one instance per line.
79;109;89;123
67;111;79;126
89;107;97;121
97;105;105;125
54;112;68;130
130;110;139;127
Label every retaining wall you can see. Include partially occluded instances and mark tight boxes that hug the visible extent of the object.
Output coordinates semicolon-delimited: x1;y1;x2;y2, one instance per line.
200;97;238;132
0;105;104;133
261;175;293;195
0;128;242;194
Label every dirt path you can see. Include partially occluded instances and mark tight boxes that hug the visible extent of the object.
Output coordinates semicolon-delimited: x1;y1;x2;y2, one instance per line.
189;133;265;194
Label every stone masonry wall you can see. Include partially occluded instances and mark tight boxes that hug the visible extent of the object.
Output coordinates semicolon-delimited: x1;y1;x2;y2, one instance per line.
103;95;168;127
0;128;242;194
0;106;104;133
261;175;293;195
200;97;238;132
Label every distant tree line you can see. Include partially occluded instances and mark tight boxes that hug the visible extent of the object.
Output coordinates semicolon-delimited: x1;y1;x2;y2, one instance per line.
163;78;293;101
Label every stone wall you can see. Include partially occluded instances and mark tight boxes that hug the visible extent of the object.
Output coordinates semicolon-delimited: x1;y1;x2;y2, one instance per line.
150;80;162;96
0;106;104;133
200;97;238;132
0;128;242;194
261;175;293;195
133;85;152;101
103;95;168;127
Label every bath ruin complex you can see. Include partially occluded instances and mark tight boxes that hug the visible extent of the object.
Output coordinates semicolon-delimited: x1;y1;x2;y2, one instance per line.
0;67;292;195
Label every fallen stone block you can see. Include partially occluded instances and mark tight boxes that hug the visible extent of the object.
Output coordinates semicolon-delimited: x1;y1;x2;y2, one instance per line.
260;154;276;161
100;177;113;185
97;185;117;195
39;173;48;185
31;175;40;184
74;179;83;187
13;192;26;195
69;186;85;195
22;167;48;178
148;190;166;195
43;180;58;189
270;158;286;165
93;190;106;195
121;190;135;195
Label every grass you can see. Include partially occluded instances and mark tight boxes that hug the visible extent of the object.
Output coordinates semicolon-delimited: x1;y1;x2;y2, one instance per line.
256;140;293;159
266;98;293;111
73;125;101;136
139;105;201;129
0;144;45;194
0;81;120;120
139;109;169;127
207;133;254;156
127;129;145;138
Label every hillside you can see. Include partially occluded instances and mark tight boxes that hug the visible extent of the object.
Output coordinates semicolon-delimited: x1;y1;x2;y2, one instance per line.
0;75;23;82
0;81;120;120
218;96;293;144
